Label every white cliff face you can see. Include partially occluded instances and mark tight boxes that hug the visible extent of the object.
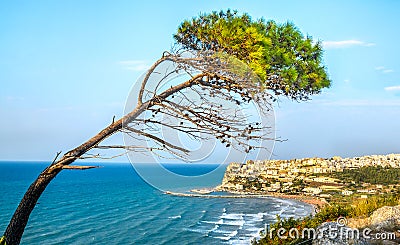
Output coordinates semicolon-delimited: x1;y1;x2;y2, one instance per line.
221;162;242;185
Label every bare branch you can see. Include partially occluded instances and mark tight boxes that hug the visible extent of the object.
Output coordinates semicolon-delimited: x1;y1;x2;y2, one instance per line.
4;51;278;244
62;165;100;170
50;151;62;167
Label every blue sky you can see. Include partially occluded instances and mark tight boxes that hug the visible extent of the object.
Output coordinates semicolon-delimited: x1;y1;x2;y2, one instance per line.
1;0;399;161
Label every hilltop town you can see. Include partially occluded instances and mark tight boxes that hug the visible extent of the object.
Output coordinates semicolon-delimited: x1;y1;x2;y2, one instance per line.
216;154;400;202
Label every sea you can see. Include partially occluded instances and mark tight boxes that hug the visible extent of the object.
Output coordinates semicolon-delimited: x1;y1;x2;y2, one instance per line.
0;161;313;244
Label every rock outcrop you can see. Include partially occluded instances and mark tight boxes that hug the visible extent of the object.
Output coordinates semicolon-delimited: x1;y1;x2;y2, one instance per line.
336;205;400;245
369;205;400;231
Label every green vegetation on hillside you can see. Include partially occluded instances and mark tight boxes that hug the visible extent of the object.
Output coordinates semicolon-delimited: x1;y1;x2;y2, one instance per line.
254;204;352;245
330;166;400;185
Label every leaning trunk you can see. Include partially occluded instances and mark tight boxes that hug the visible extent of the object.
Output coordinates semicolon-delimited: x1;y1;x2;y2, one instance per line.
1;115;128;244
3;162;66;245
1;72;201;244
1;116;127;244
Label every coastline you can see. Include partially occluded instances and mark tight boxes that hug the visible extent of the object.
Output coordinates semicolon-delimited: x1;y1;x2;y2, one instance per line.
165;189;320;243
267;193;328;214
165;189;327;214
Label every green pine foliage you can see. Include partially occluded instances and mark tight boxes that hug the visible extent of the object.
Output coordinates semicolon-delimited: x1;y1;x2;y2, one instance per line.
174;10;331;101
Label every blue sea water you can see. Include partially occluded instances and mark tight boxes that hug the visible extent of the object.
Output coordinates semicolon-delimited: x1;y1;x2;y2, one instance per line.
0;162;313;244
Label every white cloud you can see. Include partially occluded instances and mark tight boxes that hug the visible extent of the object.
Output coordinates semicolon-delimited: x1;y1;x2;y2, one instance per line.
344;79;350;83
384;85;400;92
322;40;375;49
118;60;149;72
321;99;400;107
375;66;394;74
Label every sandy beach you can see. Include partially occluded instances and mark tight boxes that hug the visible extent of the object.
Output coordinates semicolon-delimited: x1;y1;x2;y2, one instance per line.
167;189;328;214
268;193;328;213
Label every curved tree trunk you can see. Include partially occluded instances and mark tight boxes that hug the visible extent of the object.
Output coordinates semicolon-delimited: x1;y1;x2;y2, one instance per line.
2;104;144;245
2;73;203;245
4;159;66;245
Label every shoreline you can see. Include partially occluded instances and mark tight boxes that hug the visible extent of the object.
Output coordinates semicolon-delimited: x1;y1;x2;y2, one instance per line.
165;189;324;242
267;193;328;214
165;189;328;214
218;189;329;213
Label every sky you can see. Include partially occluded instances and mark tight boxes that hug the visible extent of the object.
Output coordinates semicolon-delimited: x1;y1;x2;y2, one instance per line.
1;0;399;162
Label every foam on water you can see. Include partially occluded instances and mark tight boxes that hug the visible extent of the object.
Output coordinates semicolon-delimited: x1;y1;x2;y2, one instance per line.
168;215;182;219
0;162;313;244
